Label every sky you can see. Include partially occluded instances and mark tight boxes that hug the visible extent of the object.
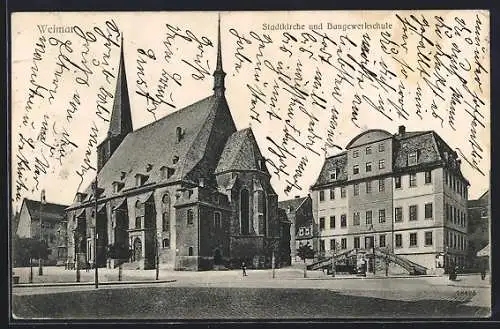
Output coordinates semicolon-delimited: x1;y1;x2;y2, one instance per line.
11;10;490;210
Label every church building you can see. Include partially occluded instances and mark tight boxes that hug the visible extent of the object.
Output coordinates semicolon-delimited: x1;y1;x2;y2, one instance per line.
65;21;290;271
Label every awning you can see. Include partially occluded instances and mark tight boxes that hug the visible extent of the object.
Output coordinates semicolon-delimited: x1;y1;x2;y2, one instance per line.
477;244;490;257
112;197;127;211
137;191;154;204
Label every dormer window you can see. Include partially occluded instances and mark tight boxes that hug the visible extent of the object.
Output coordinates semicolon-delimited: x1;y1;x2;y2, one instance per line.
76;192;87;202
135;174;148;187
330;169;337;181
120;171;127;180
173;156;179;164
408;151;418;166
146;164;153;172
113;181;124;193
187;189;194;199
160;166;175;180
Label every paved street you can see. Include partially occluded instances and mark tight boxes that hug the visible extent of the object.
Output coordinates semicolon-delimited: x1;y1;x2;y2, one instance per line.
11;267;491;319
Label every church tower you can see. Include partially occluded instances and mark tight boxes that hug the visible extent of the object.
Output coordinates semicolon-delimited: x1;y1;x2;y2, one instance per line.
97;37;133;172
213;15;226;98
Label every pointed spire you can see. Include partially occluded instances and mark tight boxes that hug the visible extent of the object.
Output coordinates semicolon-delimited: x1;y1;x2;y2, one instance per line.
213;13;226;97
108;34;133;138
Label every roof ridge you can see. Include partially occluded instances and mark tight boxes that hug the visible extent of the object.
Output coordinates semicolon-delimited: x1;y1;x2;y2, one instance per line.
131;95;215;135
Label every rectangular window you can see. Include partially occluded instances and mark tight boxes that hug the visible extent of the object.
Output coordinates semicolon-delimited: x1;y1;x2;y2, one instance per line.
379;235;386;248
444;170;448;185
366;146;372;155
319;190;325;201
330;239;336;251
354;237;360;249
329;188;335;200
409;173;417;187
425;170;432;184
135;217;142;229
365;210;372;225
425;231;433;246
353;165;359;175
187;209;194;225
299;228;304;236
353;150;359;158
395;234;402;248
341;186;346;198
408;151;418;165
341;214;347;228
379;178;385;192
409;205;418;221
214;212;222;228
366;162;372;172
379;143;385;152
330;216;335;229
341;238;347;249
425;203;433;219
354;184;359;196
319;217;325;230
409;232;418;247
395;207;403;222
395;176;402;189
353;212;360;226
330;170;337;181
320;240;325;252
378;209;386;223
379;159;385;169
305;227;311;235
366;181;372;194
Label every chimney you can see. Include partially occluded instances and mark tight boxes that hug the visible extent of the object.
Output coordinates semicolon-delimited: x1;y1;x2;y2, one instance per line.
398;125;406;136
457;159;461;168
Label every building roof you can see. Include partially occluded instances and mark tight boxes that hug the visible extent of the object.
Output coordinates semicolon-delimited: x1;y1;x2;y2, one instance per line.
22;198;68;222
71;94;237;207
468;190;489;208
215;128;265;174
312;127;469;189
311;152;348;188
278;196;308;213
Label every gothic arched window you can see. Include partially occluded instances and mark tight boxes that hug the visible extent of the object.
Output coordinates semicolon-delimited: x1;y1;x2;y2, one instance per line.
256;190;267;236
240;189;250;235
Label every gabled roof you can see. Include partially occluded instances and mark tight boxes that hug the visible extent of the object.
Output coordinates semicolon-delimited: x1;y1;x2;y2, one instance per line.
278;196;308;213
22;198;68;222
215;128;266;174
71;95;236;207
311;152;348;188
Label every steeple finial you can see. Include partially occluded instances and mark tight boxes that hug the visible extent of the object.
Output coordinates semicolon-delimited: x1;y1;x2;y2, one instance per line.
213;13;226;97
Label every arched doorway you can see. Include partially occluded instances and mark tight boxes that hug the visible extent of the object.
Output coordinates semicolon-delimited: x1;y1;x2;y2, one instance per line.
133;238;142;261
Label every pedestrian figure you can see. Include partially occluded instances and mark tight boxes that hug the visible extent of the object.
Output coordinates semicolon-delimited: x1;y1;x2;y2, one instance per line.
242;262;247;276
481;265;486;280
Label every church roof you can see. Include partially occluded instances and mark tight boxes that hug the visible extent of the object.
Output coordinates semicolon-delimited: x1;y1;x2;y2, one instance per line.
215;128;266;174
71;95;236;207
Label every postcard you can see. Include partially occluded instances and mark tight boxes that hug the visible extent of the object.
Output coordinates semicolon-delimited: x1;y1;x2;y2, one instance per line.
10;10;491;320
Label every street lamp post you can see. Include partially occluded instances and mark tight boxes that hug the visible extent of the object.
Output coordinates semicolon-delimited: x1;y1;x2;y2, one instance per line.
73;229;80;282
38;189;46;276
372;236;376;275
156;232;161;280
92;177;99;289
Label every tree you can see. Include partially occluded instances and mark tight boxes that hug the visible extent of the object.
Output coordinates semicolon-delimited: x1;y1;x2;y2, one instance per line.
106;243;130;281
12;237;51;267
297;243;314;278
